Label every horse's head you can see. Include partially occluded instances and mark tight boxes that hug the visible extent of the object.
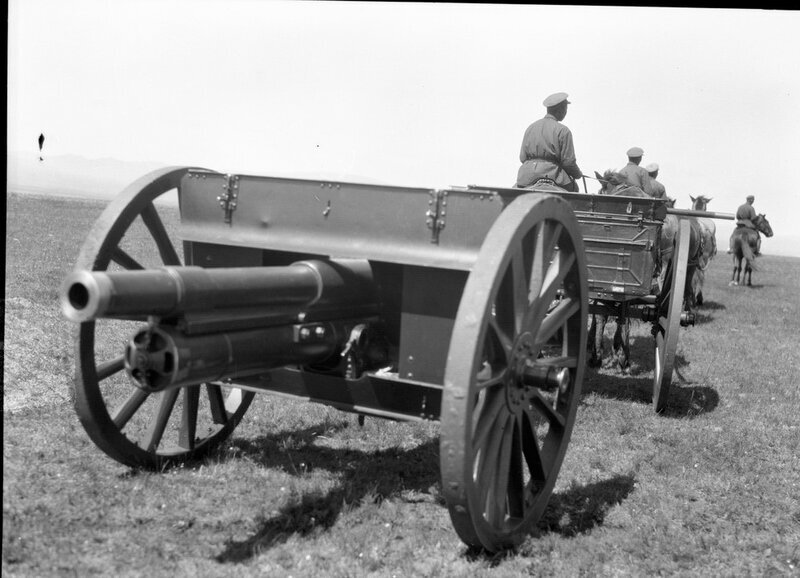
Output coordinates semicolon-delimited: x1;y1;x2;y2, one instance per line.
596;170;638;195
690;195;712;211
595;170;612;194
754;214;774;237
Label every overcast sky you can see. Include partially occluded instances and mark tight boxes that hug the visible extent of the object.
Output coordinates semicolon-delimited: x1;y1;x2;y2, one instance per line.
8;1;800;256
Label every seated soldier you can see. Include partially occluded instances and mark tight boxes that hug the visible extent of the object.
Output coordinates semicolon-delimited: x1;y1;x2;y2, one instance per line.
645;163;667;199
516;92;583;192
618;147;655;196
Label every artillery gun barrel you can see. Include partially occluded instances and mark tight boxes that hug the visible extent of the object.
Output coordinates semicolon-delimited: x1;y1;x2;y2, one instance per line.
61;259;381;393
61;259;376;323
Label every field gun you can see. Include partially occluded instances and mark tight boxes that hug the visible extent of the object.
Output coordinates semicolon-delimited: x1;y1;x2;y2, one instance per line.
62;260;383;391
61;166;591;552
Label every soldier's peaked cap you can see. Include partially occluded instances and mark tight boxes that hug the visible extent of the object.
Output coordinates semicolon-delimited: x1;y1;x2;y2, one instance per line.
645;163;659;173
627;147;644;157
543;92;570;107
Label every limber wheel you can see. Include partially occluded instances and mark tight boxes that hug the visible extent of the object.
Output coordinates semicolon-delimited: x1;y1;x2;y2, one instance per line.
67;167;255;469
440;194;588;552
652;219;690;413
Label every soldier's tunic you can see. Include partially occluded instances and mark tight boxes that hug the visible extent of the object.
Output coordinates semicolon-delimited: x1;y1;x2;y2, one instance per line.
650;178;666;199
736;202;757;228
618;162;654;196
516;114;582;190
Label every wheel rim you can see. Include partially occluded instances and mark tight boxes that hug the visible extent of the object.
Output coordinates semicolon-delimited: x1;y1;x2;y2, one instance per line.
652;220;690;413
71;167;255;469
440;194;588;551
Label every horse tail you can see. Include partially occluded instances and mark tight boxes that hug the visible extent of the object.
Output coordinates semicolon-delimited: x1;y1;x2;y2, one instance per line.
740;237;759;271
691;267;705;305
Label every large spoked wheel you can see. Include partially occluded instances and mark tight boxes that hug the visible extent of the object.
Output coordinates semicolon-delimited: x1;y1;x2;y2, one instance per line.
440;194;588;552
652;219;690;413
70;167;255;469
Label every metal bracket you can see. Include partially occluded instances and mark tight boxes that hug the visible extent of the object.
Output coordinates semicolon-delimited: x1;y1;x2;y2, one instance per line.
425;189;447;244
217;174;239;224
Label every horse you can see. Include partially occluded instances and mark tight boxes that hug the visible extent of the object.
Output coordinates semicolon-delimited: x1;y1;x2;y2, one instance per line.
587;171;652;370
689;195;717;306
729;214;773;286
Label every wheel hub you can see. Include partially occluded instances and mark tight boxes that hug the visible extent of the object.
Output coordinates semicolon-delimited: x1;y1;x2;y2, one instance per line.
505;332;535;411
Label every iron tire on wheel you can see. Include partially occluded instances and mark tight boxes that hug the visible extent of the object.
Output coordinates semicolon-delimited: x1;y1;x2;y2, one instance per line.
68;167;255;469
652;219;691;413
440;193;588;552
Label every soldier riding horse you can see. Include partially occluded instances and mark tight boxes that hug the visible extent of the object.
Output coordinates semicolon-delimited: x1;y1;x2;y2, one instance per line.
729;214;773;286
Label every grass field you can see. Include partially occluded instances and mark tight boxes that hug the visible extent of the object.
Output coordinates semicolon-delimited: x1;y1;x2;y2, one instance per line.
4;191;799;577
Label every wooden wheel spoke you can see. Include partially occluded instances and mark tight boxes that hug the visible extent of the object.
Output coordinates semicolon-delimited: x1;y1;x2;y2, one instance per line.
539;249;576;302
520;409;548;484
141;202;182;266
528;390;566;430
141;388;180;452
510;244;531;333
111;388;149;429
475;372;507;392
535;297;581;347
494;266;517;340
96;355;126;381
482;316;511;374
206;383;230;424
476;414;511;523
472;388;507;451
527;254;576;336
179;386;201;450
488;317;514;358
506;423;526;519
110;246;145;270
491;415;517;525
529;221;563;300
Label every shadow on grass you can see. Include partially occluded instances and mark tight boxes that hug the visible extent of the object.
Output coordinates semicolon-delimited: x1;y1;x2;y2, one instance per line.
464;474;636;564
215;425;636;564
584;335;719;417
694;311;715;325
536;474;635;537
696;299;726;311
692;299;727;324
214;430;441;563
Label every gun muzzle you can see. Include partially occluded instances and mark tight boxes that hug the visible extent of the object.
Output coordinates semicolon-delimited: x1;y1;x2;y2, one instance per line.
61;260;376;323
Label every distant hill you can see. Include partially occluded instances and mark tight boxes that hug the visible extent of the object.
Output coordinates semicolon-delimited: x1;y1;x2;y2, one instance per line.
6;152;390;201
6;152;168;200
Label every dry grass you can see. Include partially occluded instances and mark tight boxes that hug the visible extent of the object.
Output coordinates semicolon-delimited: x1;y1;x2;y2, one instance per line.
4;192;800;576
